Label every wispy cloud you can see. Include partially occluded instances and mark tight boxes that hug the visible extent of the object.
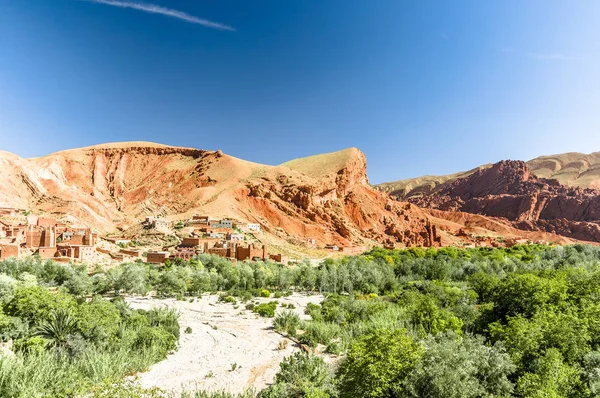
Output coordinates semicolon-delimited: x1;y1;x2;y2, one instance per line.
85;0;235;31
501;48;582;61
526;52;580;61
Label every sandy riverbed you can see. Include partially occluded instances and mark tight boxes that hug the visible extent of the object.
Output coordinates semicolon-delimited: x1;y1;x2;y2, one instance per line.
127;293;324;395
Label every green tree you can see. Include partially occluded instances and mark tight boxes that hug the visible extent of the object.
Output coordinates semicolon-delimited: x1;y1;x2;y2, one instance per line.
491;273;567;321
6;286;77;323
516;349;586;398
403;332;515;398
335;328;424;398
77;297;122;342
0;274;17;304
112;264;148;295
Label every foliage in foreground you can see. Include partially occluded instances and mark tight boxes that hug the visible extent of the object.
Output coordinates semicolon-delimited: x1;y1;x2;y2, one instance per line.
0;284;179;397
3;244;600;396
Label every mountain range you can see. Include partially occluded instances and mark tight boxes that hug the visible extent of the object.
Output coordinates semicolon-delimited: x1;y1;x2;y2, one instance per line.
1;143;596;255
375;152;600;243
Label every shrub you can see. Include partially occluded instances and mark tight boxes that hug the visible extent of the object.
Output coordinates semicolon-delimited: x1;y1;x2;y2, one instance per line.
245;303;255;311
403;332;516;398
276;352;330;386
305;303;323;321
147;307;181;340
299;322;341;348
239;291;253;302
259;352;332;397
0;274;17;304
34;309;79;348
335;328;424;398
0;312;27;342
6;286;77;323
13;335;47;355
185;326;192;334
77;297;122;342
273;310;300;336
260;289;271;298
254;302;277;318
133;326;177;357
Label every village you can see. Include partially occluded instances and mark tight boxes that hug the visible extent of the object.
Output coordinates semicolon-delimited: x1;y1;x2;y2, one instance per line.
0;206;290;265
0;205;536;265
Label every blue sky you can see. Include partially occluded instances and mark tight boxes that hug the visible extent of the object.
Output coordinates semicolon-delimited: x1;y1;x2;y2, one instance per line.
1;1;600;183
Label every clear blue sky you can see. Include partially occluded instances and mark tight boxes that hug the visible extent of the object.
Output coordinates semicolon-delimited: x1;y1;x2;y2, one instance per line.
1;1;600;183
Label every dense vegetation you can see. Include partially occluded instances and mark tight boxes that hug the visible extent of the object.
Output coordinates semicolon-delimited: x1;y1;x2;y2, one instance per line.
0;263;180;397
3;244;600;396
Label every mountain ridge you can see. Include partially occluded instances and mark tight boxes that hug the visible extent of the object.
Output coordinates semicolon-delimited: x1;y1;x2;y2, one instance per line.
375;151;600;199
0;143;583;252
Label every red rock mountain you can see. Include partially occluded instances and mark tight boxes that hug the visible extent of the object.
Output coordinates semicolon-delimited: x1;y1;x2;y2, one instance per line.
0;143;580;251
404;160;600;243
376;151;600;200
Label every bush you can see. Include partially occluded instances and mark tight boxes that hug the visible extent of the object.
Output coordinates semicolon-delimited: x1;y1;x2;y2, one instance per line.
403;332;516;398
305;303;323;321
132;326;177;357
335;328;424;398
299;322;341;348
260;290;271;298
245;303;255;311
6;286;77;323
259;352;332;397
0;274;17;304
76;297;122;342
147;307;181;340
13;336;47;355
273;310;300;336
254;302;277;318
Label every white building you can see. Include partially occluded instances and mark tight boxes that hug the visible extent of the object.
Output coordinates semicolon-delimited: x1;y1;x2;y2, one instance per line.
247;223;261;232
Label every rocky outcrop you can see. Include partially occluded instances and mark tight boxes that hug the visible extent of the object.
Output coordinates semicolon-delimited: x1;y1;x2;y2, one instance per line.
0;143;582;249
409;160;600;242
0;143;450;248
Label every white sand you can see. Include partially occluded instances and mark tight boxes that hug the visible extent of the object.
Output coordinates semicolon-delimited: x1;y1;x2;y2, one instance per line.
127;293;324;395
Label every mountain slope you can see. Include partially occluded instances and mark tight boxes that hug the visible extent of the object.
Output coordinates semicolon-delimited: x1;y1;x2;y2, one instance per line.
0;143;435;248
0;143;580;250
376;165;492;200
375;151;600;200
527;152;600;188
407;160;600;242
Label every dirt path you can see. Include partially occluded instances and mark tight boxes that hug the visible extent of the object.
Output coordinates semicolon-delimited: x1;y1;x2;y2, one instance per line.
127;293;324;395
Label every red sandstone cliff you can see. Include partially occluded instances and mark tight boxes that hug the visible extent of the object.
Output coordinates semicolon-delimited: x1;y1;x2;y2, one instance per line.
0;143;579;249
409;160;600;242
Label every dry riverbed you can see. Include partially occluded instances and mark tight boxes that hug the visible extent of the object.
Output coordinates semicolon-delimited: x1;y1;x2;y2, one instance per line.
127;293;324;394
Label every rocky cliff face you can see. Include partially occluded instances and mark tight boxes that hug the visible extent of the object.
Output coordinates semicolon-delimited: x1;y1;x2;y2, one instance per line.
0;143;581;249
0;143;451;248
409;160;600;242
375;151;600;200
243;148;444;247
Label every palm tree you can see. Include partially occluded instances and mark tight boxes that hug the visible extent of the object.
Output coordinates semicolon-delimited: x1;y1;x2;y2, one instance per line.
35;309;78;347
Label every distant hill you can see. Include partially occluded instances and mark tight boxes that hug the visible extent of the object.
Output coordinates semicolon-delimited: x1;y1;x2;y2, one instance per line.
375;151;600;200
375;152;600;243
